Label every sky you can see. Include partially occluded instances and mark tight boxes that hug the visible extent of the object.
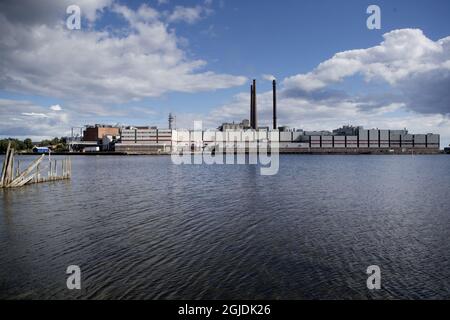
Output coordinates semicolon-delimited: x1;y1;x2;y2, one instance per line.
0;0;449;146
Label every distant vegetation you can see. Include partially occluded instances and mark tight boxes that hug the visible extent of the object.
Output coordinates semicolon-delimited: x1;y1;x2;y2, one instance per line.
0;137;68;153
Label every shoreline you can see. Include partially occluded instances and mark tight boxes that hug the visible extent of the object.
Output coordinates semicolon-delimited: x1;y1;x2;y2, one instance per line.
5;150;446;156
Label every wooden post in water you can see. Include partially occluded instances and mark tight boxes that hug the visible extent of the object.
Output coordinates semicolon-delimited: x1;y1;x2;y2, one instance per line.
35;163;40;183
67;157;71;178
2;143;13;187
16;160;20;179
0;142;10;187
9;152;14;184
4;148;15;186
1;145;71;188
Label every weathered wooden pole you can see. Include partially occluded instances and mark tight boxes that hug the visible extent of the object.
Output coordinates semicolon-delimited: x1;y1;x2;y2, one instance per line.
36;163;40;183
66;158;70;177
2;146;10;186
9;152;14;184
4;148;15;186
16;160;20;179
1;142;11;186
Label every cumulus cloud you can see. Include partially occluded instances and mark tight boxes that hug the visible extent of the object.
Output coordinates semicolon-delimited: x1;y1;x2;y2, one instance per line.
283;29;450;115
0;99;70;139
0;1;246;106
284;29;447;89
167;4;213;24
398;68;450;115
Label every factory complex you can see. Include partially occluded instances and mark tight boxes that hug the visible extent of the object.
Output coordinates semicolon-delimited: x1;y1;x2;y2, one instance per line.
69;80;441;155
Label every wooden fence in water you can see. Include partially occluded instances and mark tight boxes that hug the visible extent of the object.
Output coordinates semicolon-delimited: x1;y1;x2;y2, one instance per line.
0;142;71;188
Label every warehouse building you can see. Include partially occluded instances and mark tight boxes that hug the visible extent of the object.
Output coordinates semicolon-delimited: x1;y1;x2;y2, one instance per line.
169;126;440;154
115;126;172;154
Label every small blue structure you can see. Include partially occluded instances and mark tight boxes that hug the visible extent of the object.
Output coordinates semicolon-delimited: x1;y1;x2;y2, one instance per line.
33;147;50;154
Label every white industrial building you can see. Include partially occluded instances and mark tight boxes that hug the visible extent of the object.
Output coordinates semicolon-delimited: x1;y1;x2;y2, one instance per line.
113;125;440;154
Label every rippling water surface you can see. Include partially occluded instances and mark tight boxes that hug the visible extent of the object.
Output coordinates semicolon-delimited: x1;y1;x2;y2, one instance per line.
1;155;450;299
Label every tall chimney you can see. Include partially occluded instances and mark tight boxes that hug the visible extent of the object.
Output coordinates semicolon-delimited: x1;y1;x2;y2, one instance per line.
250;84;254;129
272;79;277;130
168;113;174;130
253;79;257;129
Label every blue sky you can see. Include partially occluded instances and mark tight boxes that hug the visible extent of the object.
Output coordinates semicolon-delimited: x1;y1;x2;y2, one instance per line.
0;0;449;145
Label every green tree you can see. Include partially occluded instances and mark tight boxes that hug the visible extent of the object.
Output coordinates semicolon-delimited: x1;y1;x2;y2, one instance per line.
24;138;33;150
0;138;25;153
39;139;51;147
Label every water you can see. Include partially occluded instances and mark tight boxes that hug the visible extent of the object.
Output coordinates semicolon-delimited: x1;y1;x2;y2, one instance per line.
1;155;450;299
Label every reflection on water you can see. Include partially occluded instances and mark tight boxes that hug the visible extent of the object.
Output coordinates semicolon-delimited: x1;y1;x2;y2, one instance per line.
1;155;450;299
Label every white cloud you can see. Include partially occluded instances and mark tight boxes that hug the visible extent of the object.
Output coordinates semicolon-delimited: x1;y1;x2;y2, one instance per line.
21;112;49;118
283;29;450;115
167;5;213;24
284;29;450;91
0;99;71;139
262;74;276;81
0;1;246;106
50;104;62;111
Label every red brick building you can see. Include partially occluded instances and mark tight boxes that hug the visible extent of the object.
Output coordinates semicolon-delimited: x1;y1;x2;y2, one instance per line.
83;125;120;142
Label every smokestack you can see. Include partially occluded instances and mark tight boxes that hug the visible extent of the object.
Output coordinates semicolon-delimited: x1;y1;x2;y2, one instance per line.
168;113;174;130
272;79;277;130
253;79;257;129
250;84;254;129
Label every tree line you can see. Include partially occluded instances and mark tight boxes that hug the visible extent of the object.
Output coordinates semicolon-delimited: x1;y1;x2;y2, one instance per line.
0;137;68;153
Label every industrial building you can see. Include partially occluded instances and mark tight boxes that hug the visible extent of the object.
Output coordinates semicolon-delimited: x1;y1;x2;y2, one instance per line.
169;79;440;154
169;126;440;154
218;119;251;131
68;79;440;154
83;124;120;143
67;124;120;152
72;124;440;154
114;126;172;154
